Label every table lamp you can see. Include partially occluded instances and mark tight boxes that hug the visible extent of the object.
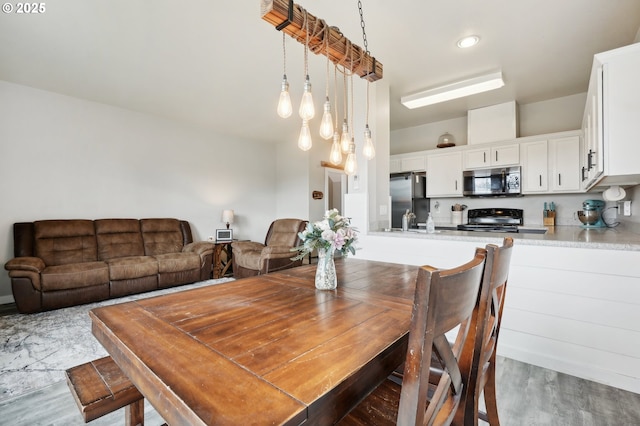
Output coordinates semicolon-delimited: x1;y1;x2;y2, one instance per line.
221;209;234;229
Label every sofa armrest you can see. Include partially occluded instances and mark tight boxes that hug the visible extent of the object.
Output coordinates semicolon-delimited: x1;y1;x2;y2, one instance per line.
5;256;45;273
183;241;214;257
232;241;266;256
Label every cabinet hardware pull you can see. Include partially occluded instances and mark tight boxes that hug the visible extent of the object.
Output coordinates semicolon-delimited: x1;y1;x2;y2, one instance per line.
558;174;562;186
495;151;498;162
483;152;486;163
539;175;542;186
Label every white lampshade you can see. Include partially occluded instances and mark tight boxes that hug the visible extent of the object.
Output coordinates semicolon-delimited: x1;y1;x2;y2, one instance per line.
221;209;234;226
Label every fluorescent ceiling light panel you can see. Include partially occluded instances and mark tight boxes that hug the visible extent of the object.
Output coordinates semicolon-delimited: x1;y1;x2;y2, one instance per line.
401;71;505;109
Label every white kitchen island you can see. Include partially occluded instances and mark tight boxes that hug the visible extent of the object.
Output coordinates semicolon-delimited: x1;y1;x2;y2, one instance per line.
356;224;640;394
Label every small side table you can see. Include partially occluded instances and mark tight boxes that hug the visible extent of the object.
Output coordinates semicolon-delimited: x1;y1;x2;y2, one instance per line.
212;241;234;279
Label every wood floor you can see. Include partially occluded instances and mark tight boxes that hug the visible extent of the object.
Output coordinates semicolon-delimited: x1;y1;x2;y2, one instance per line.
1;356;639;425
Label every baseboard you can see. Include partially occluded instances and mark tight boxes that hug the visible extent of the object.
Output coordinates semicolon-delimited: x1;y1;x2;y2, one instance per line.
0;294;15;305
498;343;640;395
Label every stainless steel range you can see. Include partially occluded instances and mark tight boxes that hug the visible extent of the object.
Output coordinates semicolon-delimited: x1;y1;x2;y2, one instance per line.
457;208;523;233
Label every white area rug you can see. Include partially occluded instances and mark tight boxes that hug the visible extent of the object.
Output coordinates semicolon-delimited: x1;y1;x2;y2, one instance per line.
0;278;234;401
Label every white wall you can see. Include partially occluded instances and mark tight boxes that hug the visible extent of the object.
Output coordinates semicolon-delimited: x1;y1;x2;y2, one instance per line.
0;80;280;301
390;94;588;155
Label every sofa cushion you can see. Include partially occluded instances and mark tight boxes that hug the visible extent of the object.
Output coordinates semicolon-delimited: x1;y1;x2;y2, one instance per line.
34;220;98;266
41;262;109;291
153;253;200;273
140;219;183;256
95;219;144;261
107;256;158;281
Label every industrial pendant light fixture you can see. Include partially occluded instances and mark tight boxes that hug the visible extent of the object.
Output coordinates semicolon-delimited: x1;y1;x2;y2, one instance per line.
276;32;292;118
329;65;342;165
359;1;375;160
298;13;315;121
340;69;351;153
319;36;334;140
298;119;312;151
344;67;358;176
262;0;383;168
362;81;375;159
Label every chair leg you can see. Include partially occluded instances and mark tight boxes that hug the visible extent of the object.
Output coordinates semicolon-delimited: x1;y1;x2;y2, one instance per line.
125;399;144;426
482;360;500;426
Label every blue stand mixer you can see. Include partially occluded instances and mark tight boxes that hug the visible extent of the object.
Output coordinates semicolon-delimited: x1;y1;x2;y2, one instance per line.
577;199;606;228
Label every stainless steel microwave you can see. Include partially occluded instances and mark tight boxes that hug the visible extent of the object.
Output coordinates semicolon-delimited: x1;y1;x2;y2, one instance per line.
463;166;521;197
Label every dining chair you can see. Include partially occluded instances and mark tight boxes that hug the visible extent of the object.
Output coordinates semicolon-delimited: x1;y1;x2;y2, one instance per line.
460;237;514;426
338;248;487;426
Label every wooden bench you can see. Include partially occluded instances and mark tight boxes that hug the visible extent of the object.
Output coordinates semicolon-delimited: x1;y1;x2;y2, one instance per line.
65;356;144;425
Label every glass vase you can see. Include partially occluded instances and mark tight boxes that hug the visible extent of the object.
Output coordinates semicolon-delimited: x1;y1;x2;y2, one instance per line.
315;247;337;290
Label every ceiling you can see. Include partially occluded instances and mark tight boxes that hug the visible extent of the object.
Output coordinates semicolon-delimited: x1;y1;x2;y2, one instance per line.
1;1;639;146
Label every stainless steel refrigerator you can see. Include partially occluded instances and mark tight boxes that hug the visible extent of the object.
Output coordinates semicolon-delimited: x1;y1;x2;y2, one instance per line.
390;172;430;229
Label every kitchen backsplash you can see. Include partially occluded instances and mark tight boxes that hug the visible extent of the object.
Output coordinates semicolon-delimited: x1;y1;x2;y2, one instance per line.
427;192;631;227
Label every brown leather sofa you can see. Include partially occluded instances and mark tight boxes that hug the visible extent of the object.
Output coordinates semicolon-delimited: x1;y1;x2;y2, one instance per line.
4;218;213;314
232;218;307;279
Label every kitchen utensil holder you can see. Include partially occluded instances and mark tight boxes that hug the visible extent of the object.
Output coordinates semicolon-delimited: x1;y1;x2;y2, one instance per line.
452;211;463;225
543;211;556;226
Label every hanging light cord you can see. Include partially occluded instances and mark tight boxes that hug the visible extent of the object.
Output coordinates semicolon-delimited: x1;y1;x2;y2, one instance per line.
303;11;309;78
282;32;287;77
350;51;355;137
325;27;330;99
334;65;339;128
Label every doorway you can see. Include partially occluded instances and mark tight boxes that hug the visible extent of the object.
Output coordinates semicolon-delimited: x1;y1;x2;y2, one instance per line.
324;168;347;214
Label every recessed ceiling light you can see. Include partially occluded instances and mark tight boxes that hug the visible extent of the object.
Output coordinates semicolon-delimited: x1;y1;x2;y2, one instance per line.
457;35;480;48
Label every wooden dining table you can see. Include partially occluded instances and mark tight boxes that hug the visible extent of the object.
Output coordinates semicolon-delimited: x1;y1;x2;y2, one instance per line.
90;258;419;425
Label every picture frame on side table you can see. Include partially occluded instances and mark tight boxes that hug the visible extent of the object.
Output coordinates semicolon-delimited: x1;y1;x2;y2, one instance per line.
216;229;233;242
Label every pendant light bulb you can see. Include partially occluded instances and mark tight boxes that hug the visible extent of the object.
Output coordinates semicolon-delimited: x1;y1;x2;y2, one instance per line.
329;131;342;165
277;75;292;118
363;125;375;159
340;120;350;153
298;120;312;151
344;140;358;176
319;98;334;140
299;76;315;120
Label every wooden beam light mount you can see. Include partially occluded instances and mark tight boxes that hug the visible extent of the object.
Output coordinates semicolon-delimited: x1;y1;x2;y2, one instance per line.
261;0;383;82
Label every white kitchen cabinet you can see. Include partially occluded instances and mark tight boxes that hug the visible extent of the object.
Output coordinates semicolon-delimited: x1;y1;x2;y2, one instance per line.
401;155;426;172
426;151;463;197
463;144;519;170
356;234;640;395
390;154;426;173
389;157;402;173
520;139;548;193
549;136;581;192
582;43;640;190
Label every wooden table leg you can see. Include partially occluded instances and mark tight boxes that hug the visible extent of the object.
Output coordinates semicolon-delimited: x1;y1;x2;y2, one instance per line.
125;399;144;426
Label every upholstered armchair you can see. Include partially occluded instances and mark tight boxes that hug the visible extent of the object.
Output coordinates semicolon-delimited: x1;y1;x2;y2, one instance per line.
232;218;307;279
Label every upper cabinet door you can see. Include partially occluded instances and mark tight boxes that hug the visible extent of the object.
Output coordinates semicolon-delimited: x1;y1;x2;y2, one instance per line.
493;144;520;166
521;139;548;193
426;151;463;197
550;136;581;192
463;144;519;170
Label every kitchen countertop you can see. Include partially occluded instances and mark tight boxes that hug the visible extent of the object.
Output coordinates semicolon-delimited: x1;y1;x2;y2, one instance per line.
371;223;640;251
